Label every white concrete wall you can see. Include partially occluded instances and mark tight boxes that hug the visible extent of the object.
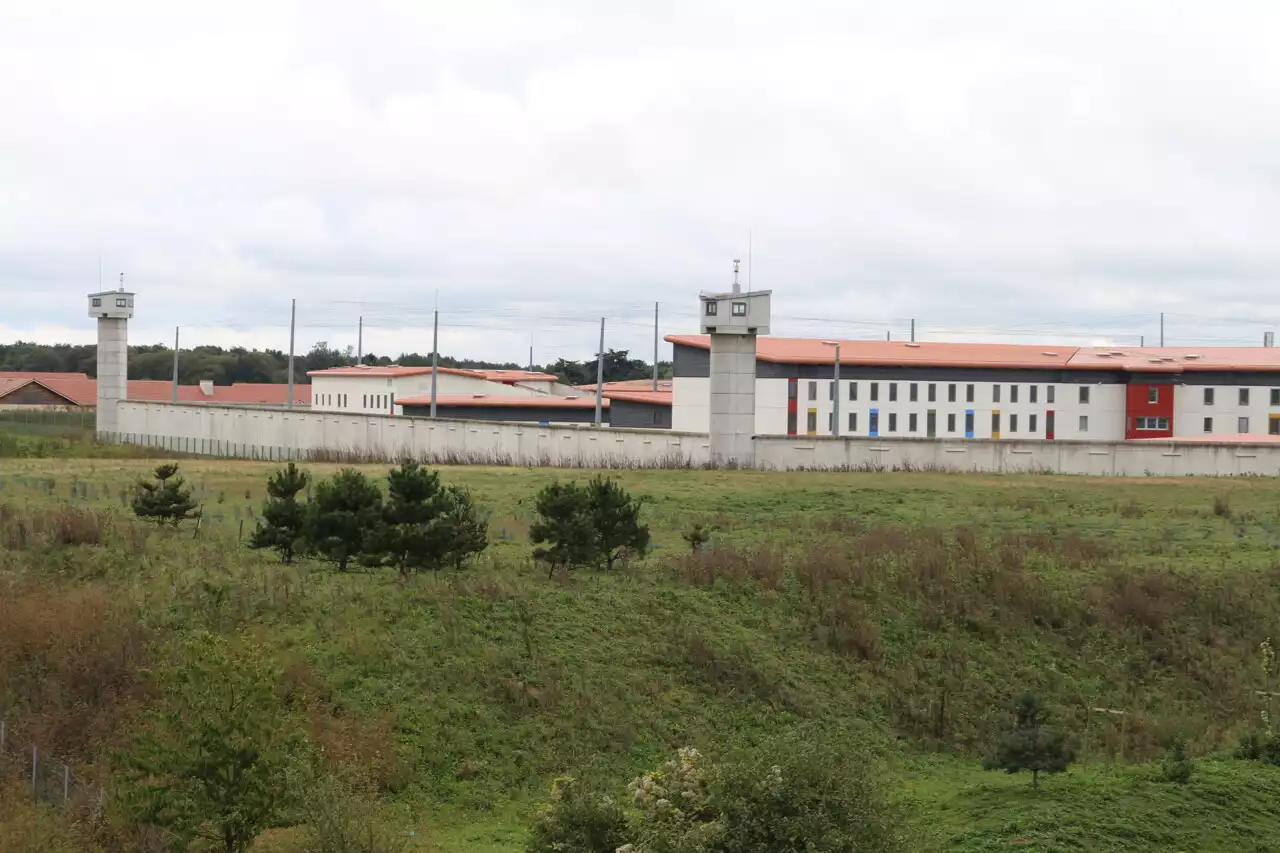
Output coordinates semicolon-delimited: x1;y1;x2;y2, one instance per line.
113;401;707;467
1174;384;1280;437
709;334;757;465
108;400;1280;476
673;378;709;432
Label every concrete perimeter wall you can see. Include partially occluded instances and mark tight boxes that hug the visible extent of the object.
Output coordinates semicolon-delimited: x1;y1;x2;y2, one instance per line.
113;401;708;467
112;401;1280;476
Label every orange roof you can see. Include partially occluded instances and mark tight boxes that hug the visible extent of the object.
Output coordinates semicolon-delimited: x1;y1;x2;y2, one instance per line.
666;334;1081;369
308;365;439;377
1132;433;1280;445
667;335;1280;373
0;371;90;380
1067;347;1280;373
578;379;674;392
470;369;559;383
0;373;309;407
397;393;608;409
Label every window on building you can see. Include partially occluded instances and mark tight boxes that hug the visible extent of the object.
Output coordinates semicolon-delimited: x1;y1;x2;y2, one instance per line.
1240;388;1250;406
1272;417;1280;436
828;412;833;432
849;382;857;401
991;412;1000;435
909;413;918;432
870;382;879;401
1204;388;1214;405
808;381;817;401
1030;385;1038;403
889;383;898;402
848;412;857;432
829;382;834;400
869;410;879;434
1046;385;1055;404
1204;417;1213;433
91;297;101;307
888;413;898;432
1029;414;1038;433
964;410;975;435
704;301;717;316
909;383;918;402
363;395;367;408
1079;386;1090;404
731;301;747;316
947;412;956;432
807;410;817;432
115;298;128;307
1239;416;1250;433
1010;385;1019;403
1272;389;1280;406
787;409;797;435
788;379;798;400
1148;386;1159;403
1135;416;1170;430
1079;415;1088;432
948;383;957;403
966;384;975;403
1009;414;1018;433
928;383;936;402
992;384;1001;403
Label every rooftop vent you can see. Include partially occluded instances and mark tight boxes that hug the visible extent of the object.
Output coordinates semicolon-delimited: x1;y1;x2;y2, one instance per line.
566;395;580;399
1041;351;1058;356
1109;350;1127;356
1096;352;1113;358
1184;354;1202;359
904;343;921;348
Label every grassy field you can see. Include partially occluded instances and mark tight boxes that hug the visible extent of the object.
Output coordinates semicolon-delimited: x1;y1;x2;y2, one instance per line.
4;457;1280;851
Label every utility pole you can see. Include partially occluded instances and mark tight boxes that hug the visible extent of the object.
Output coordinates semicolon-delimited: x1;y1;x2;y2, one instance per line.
287;299;296;410
1159;312;1164;347
886;330;891;341
357;316;363;364
430;309;439;418
594;317;605;427
171;326;180;402
652;301;660;391
827;342;841;436
528;341;533;372
910;319;915;342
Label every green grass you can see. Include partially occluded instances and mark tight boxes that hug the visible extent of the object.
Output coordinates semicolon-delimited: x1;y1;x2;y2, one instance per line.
5;459;1280;851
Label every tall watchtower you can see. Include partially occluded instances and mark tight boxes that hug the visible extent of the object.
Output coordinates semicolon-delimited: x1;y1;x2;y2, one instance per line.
699;272;770;467
87;287;134;437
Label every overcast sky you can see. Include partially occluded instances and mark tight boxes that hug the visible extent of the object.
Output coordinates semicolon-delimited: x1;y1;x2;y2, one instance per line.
5;1;1280;364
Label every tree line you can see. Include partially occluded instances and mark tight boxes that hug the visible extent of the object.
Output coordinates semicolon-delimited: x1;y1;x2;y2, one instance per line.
0;340;670;386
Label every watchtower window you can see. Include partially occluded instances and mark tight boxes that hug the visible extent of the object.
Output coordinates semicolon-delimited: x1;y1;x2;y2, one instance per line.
91;298;101;307
731;301;747;316
704;302;717;316
115;298;128;307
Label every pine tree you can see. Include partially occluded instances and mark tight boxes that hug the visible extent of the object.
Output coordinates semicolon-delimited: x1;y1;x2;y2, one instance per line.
438;484;489;570
587;475;649;570
366;460;448;575
131;463;199;527
983;692;1075;788
530;481;600;578
248;463;310;563
304;468;382;572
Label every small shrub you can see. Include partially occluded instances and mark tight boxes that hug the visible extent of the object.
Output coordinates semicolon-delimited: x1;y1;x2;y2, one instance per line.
1158;738;1194;783
131;463;199;527
297;775;407;853
682;523;710;553
586;475;649;570
1236;730;1280;765
1118;499;1145;519
1213;495;1231;518
530;481;599;576
526;777;627;853
305;469;382;572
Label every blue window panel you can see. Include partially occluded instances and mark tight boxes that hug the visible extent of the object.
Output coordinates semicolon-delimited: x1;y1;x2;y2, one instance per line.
869;408;880;438
964;409;975;439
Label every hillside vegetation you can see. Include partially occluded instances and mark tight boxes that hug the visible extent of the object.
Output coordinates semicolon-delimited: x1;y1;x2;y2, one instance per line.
3;460;1280;851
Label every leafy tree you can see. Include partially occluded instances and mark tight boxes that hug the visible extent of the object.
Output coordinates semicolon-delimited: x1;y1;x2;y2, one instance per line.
305;469;382;572
984;692;1074;788
682;523;710;553
526;777;628;853
248;462;311;563
586;476;649;570
1159;737;1194;784
116;632;305;853
131;463;199;526
531;481;600;577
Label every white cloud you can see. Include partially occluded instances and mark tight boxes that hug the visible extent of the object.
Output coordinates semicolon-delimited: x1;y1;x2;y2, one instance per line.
5;0;1280;362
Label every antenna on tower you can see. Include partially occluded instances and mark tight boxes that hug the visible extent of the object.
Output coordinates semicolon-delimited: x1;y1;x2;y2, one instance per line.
732;259;741;294
118;272;124;292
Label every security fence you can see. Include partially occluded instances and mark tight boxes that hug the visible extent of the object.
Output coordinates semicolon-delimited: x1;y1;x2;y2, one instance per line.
0;407;96;439
0;718;104;813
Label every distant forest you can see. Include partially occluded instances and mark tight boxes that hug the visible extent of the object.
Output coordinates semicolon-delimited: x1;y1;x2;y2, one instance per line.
0;341;672;386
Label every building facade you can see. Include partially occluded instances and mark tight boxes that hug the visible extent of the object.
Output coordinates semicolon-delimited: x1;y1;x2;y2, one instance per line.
668;336;1280;442
309;366;562;416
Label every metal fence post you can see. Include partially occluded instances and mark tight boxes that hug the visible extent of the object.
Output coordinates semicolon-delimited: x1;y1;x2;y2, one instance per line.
1;718;6;753
32;744;38;798
63;763;70;803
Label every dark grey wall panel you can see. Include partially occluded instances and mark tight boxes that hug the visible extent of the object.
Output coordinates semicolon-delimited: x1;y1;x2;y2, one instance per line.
610;399;672;429
673;344;711;378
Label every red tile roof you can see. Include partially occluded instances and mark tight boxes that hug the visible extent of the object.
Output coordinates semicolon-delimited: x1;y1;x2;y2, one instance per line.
576;380;673;406
469;369;559;383
0;373;308;407
309;365;559;383
397;393;607;409
0;371;90;380
1132;433;1280;445
667;335;1280;374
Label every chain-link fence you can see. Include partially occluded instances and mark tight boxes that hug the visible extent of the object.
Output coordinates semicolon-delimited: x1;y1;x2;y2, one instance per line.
0;408;96;439
0;719;104;814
